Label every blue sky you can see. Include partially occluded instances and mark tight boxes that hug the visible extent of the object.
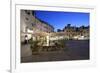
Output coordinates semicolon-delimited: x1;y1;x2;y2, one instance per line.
33;10;90;31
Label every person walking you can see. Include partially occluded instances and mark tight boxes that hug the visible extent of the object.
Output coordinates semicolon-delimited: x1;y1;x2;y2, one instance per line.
24;35;28;44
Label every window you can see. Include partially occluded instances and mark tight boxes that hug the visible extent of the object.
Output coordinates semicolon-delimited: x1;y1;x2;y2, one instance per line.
25;17;29;20
31;23;35;26
25;10;30;15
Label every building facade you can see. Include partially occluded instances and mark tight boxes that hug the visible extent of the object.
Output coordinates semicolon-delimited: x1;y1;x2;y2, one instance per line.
20;10;54;42
59;24;89;40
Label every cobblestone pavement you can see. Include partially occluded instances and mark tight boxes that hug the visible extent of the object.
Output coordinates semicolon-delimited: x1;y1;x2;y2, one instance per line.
21;40;89;63
21;44;32;57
